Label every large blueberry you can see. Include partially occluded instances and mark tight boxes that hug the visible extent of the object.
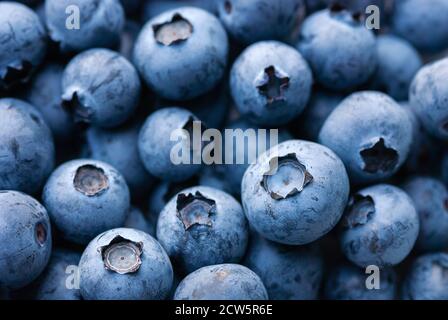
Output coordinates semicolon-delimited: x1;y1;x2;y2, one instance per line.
230;41;313;126
410;57;448;140
402;253;448;300
43;159;130;244
339;184;419;268
45;0;124;52
0;191;52;289
134;7;228;100
371;35;422;101
138;107;203;182
157;186;248;274
0;2;47;90
392;0;448;52
319;91;414;184
217;0;306;45
325;263;397;300
0;98;55;194
62;49;141;128
403;176;448;252
174;264;268;300
244;234;323;300
84;123;155;199
24;63;75;142
241;140;350;245
79;228;173;300
297;7;376;90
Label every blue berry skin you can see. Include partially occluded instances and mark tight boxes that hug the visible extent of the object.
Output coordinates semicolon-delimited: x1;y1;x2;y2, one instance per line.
230;41;313;126
79;228;173;300
157;186;249;274
45;0;125;52
325;264;397;300
372;35;422;102
138;107;203;182
42;159;130;245
0;2;47;90
319;91;414;184
402;252;448;300
0;98;55;195
244;234;323;300
119;20;141;61
220;119;293;196
62;49;141;128
410;57;448;140
134;7;228;101
125;206;155;237
0;191;52;290
299;90;343;141
143;0;218;21
24;63;75;142
392;0;448;52
84;123;155;199
217;0;306;45
21;249;82;300
339;184;419;268
402;177;448;252
297;8;377;91
241;140;350;245
174;264;268;300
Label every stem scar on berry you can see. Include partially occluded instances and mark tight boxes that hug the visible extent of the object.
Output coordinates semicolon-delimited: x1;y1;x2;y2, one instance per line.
255;66;290;104
99;236;143;274
176;191;216;230
360;138;399;174
153;13;193;46
261;153;313;200
74;164;109;196
342;194;375;228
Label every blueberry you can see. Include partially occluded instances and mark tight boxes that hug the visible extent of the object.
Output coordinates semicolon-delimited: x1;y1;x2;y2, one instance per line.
138;107;203;182
297;8;377;90
217;0;306;45
143;1;218;21
391;0;448;52
402;176;448;252
118;20;141;61
410;57;448;140
79;228;173;300
125;206;155;237
84;123;155;199
174;264;268;300
402;253;448;300
62;49;141;128
157;186;248;274
325;263;397;300
371;35;422;101
244;233;323;300
45;0;125;52
134;7;228;100
319;91;414;184
339;184;419;268
0;2;47;90
20;249;81;300
241;140;350;245
23;63;75;142
0;98;55;194
230;41;313;126
0;191;52;289
43;159;130;244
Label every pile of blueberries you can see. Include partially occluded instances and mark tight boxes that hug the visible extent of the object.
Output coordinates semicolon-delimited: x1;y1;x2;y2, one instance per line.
1;0;448;300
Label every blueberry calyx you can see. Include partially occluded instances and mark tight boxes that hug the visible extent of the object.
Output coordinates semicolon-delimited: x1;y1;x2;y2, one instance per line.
0;60;32;90
342;194;375;228
153;13;193;46
261;153;313;200
100;236;143;274
360;138;399;174
176;191;216;230
62;90;93;124
329;3;363;23
74;164;109;196
35;222;47;246
255;66;290;104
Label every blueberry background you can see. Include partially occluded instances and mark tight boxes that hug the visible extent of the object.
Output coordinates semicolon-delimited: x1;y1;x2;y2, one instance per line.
1;0;448;301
